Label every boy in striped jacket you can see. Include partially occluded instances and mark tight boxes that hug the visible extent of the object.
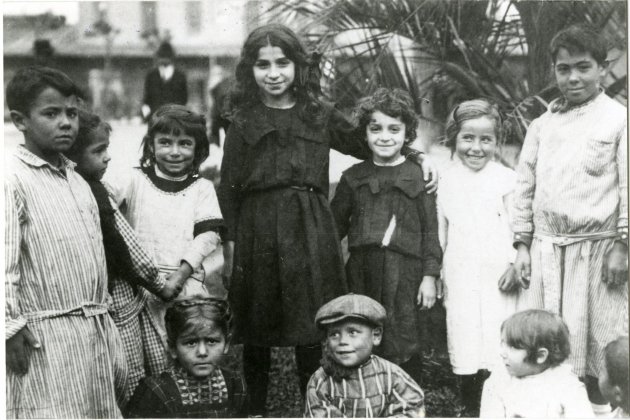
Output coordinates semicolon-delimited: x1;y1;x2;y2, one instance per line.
304;294;425;418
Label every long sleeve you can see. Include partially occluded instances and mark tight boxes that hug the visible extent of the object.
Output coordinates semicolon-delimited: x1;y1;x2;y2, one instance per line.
511;117;542;244
437;196;448;252
330;174;354;240
616;118;628;229
419;189;442;278
327;106;371;160
5;180;27;339
304;376;345;418
111;203;166;295
386;370;425;417
217;125;245;241
479;373;506;418
143;71;153;109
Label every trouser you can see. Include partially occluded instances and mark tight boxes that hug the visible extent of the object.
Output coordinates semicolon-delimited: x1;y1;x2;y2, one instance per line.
398;352;424;386
243;343;322;415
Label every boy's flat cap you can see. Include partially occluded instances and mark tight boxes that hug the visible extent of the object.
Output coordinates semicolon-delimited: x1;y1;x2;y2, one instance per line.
315;293;386;328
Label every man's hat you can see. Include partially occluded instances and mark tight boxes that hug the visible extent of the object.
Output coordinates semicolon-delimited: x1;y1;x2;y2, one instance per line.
315;294;387;329
156;41;175;59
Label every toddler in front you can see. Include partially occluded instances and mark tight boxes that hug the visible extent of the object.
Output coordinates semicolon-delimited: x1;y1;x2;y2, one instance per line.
480;309;593;418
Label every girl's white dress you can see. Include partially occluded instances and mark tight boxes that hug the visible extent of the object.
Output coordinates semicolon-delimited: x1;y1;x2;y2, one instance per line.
480;363;594;418
112;167;223;374
438;160;518;374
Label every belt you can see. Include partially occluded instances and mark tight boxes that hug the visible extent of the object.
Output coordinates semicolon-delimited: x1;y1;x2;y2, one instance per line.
534;230;617;314
24;302;109;323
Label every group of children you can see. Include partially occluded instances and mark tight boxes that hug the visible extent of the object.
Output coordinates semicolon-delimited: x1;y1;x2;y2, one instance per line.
5;21;628;419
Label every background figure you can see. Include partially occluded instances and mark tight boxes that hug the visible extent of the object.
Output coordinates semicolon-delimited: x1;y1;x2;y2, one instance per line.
142;41;188;122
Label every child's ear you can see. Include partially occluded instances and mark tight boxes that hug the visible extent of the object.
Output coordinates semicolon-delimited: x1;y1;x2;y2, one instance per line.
535;347;549;365
372;327;383;346
10;110;28;132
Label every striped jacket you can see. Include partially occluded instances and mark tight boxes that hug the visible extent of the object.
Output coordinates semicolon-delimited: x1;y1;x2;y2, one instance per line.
304;355;425;418
5;147;125;418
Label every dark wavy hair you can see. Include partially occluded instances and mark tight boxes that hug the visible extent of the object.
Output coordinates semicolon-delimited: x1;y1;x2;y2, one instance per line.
501;309;571;367
550;24;608;65
444;98;504;155
604;336;629;407
66;109;112;161
6;66;84;115
139;104;209;175
165;297;233;348
229;23;325;126
353;87;418;144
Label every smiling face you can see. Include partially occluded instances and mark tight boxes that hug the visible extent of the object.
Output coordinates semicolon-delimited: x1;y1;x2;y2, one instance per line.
12;87;79;166
74;127;111;181
325;320;382;368
153;131;196;177
366;111;407;165
253;44;296;108
455;116;498;172
554;48;605;106
170;320;229;379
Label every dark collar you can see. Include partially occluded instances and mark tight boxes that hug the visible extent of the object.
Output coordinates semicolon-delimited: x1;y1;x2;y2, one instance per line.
348;159;425;197
141;166;198;193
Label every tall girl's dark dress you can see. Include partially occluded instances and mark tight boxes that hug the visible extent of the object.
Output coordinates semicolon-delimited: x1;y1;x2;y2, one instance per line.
218;103;369;347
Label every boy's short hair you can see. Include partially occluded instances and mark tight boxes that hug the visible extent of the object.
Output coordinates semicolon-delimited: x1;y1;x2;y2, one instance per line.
315;293;386;329
6;66;84;115
550;24;608;65
604;336;629;398
66;110;112;159
353;87;418;143
501;309;571;367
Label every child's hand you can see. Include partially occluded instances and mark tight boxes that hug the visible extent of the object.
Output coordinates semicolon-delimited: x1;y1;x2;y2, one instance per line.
160;277;185;301
603;242;628;287
498;264;520;293
417;153;438;194
417;276;437;309
513;244;531;289
6;326;41;375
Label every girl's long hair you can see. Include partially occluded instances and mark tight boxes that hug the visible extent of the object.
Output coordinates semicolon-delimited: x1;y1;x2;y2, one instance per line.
139;104;210;175
229;23;325;127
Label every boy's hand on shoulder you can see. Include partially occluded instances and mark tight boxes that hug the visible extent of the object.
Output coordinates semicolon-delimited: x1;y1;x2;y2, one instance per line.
416;153;438;194
603;242;628;287
160;277;185;301
6;326;41;375
417;276;437;309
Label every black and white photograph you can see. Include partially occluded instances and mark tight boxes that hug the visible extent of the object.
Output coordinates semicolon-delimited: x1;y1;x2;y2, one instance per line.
3;0;628;418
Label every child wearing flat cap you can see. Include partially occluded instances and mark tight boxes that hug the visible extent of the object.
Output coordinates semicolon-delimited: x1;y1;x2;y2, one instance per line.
304;294;426;418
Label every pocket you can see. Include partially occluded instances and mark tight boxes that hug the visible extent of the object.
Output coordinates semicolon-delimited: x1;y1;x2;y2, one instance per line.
584;137;616;176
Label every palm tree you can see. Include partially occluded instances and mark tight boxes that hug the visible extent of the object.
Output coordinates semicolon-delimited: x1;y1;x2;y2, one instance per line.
267;0;626;145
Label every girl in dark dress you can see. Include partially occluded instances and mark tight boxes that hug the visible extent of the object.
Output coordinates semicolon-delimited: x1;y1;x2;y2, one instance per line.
330;88;443;385
125;298;246;418
218;24;436;415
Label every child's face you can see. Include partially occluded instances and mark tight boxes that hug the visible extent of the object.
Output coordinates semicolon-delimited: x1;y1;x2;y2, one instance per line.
170;321;228;379
554;48;605;106
455;116;497;172
366;111;407;165
12;87;79;164
326;320;382;368
598;359;623;408
75;127;111;181
153;130;196;177
253;44;295;106
500;336;546;378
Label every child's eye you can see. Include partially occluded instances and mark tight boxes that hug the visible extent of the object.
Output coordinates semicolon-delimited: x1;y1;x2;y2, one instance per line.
180;141;194;148
255;61;269;69
389;127;401;133
481;137;493;143
67;110;78;119
277;59;291;67
368;125;381;132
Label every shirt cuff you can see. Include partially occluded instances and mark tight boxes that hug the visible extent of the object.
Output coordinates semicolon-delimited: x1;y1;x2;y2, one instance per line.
513;232;533;249
6;316;27;340
616;227;628;246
